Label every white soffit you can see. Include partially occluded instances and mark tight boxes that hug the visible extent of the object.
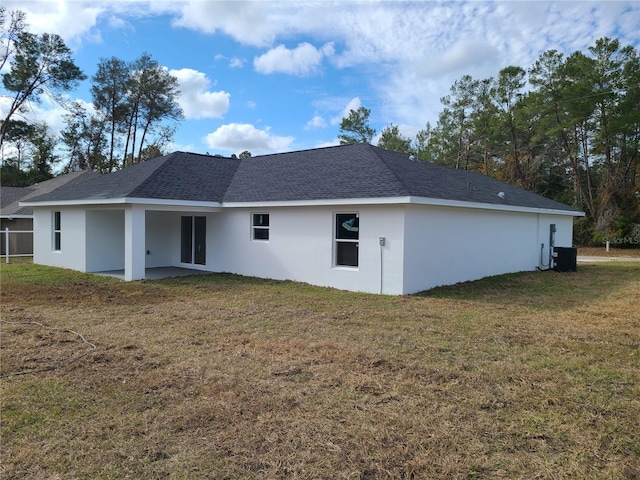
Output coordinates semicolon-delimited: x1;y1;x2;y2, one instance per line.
21;195;584;216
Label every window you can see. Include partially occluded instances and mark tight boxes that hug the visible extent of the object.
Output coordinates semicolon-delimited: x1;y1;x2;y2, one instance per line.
253;213;269;240
180;216;193;263
53;211;61;251
335;213;359;267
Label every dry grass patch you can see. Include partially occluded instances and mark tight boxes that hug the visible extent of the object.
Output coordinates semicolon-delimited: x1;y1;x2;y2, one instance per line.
1;262;639;479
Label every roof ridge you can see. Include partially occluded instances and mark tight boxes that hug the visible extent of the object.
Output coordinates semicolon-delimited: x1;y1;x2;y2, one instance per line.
175;150;235;160
131;152;242;202
367;144;413;196
126;153;177;197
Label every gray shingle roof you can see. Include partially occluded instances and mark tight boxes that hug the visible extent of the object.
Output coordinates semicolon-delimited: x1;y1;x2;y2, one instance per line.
131;152;239;202
1;187;32;210
224;144;406;202
25;152;240;203
1;170;100;216
224;144;579;211
374;146;577;211
22;144;581;213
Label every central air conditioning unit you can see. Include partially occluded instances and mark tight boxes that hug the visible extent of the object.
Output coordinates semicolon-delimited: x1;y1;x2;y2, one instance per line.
553;247;577;272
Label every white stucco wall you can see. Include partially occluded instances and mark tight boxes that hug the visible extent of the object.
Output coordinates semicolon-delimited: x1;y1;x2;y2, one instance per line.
33;207;87;272
31;202;578;295
145;210;179;268
535;213;574;269
402;205;577;294
557;217;574;247
86;209;124;272
208;206;406;294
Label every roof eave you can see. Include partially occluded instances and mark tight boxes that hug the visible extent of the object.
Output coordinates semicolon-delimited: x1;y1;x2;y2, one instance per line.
221;197;412;208
20;195;584;216
407;196;586;216
20;197;224;209
223;196;584;215
20;198;125;207
0;214;32;219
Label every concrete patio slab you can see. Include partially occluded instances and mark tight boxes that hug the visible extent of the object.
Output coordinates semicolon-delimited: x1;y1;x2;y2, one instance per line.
96;267;212;280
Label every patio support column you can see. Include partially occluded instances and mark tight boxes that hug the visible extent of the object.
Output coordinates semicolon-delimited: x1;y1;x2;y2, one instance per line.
124;205;145;281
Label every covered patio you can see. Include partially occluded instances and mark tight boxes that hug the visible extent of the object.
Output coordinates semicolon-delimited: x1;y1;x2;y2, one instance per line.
85;205;220;281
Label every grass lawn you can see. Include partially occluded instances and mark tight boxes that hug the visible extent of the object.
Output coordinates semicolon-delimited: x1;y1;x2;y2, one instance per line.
1;261;639;479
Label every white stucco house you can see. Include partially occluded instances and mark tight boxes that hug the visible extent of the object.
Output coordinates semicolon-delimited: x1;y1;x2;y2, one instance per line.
21;143;584;294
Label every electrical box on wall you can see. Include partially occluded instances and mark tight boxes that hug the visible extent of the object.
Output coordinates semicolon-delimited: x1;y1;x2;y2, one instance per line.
379;237;386;246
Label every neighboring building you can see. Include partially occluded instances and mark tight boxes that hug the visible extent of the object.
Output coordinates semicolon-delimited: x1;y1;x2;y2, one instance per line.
1;187;32;255
21;144;584;294
1;171;99;257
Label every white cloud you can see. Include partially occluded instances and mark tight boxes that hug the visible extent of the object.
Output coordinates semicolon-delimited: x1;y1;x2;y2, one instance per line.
172;1;280;47
417;38;500;78
314;139;340;149
214;54;245;68
229;58;245;68
203;123;294;154
331;97;362;126
4;0;639;158
2;0;185;47
170;1;639;127
305;115;327;130
169;68;230;120
254;42;333;76
2;0;105;45
0;95;93;138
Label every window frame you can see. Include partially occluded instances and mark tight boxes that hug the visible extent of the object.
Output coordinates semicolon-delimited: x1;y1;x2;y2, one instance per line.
334;212;359;268
52;211;61;251
252;213;270;241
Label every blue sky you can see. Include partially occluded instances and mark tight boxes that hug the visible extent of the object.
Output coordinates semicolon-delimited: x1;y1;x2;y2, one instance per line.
3;1;640;158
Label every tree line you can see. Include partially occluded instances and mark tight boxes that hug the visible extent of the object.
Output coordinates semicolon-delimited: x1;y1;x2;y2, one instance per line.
1;6;638;244
339;38;639;245
0;7;183;183
63;53;181;172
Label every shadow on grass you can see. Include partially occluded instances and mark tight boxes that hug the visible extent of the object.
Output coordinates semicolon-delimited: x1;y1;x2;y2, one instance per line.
417;263;640;310
3;261;638;313
154;263;640;314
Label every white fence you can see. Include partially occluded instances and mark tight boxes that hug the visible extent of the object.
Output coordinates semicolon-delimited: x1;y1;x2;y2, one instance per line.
1;227;33;263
